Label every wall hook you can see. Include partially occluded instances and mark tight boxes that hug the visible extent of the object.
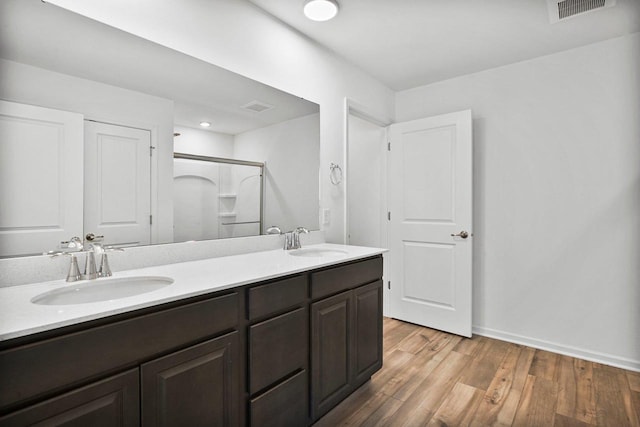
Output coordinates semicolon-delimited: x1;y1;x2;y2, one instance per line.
329;162;343;185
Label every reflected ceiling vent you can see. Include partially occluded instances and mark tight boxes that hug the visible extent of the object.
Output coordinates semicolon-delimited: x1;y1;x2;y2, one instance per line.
241;100;274;113
547;0;616;23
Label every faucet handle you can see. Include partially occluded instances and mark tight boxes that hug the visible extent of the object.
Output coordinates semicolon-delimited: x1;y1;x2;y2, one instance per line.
59;236;83;251
266;226;283;235
295;227;309;234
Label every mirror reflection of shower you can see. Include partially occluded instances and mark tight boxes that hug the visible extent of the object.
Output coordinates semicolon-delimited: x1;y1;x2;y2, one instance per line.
173;153;263;242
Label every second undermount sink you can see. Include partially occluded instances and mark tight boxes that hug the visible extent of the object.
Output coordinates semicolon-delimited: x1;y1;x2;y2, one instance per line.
31;276;174;305
288;248;349;258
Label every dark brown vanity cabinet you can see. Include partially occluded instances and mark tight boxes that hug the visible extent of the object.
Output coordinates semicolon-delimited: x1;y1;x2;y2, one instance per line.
310;258;383;421
0;254;383;427
0;291;242;427
247;275;309;427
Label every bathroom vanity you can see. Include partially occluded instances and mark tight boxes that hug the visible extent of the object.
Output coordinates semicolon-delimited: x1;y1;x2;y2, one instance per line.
0;244;384;426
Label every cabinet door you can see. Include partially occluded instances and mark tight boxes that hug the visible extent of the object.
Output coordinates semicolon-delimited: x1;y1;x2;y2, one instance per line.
353;280;383;386
141;332;240;427
0;369;139;427
310;290;353;420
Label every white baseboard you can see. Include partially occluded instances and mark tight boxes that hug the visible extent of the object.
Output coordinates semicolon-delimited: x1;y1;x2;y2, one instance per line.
472;325;640;373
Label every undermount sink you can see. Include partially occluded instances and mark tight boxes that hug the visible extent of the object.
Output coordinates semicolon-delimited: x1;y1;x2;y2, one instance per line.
31;276;174;305
288;248;348;258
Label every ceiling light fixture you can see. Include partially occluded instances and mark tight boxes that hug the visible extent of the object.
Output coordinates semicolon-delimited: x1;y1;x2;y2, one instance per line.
199;121;211;127
304;0;339;22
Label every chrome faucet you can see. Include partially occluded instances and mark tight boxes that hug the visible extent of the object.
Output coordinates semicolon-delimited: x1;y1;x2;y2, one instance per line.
82;233;104;280
284;227;309;250
49;234;123;282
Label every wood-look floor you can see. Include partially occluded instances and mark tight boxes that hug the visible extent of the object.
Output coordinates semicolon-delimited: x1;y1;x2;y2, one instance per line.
314;317;640;427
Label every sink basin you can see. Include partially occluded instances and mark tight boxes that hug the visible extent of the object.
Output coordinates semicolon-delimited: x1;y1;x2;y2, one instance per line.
288;248;349;258
31;276;174;305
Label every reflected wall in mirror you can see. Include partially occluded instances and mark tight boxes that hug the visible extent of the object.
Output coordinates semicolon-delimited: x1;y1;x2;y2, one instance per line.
0;0;320;257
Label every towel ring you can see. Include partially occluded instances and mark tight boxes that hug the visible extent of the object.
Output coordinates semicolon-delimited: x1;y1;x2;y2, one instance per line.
329;163;343;185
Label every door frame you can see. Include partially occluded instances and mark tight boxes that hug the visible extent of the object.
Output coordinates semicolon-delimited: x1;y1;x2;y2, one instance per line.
343;98;392;314
343;98;391;245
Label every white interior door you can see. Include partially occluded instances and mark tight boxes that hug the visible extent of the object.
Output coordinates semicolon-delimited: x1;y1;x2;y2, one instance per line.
0;100;84;257
84;121;151;247
388;110;473;337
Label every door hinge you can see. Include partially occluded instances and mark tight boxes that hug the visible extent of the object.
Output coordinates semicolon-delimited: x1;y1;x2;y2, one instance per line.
150;146;156;156
387;281;391;290
387;211;391;221
150;215;153;225
387;142;391;151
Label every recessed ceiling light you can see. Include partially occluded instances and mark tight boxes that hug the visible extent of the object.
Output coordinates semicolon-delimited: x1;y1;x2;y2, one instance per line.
304;0;339;22
199;121;211;127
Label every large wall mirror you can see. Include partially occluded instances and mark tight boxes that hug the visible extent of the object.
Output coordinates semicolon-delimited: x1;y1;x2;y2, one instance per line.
0;0;320;258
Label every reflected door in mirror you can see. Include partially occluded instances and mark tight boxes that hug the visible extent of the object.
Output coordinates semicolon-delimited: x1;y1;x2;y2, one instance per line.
0;100;84;257
84;121;152;248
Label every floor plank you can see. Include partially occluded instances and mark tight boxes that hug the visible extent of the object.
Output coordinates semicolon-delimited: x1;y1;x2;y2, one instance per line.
470;344;535;426
554;413;595;427
593;364;639;427
556;356;597;425
628;371;640;392
512;375;559;427
426;382;485;426
391;351;471;426
459;337;514;391
313;318;640;427
529;349;561;381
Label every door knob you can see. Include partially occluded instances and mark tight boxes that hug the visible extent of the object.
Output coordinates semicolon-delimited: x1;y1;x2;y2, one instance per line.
451;231;470;239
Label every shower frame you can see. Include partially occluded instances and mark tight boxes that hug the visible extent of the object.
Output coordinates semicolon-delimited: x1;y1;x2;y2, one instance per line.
173;152;265;235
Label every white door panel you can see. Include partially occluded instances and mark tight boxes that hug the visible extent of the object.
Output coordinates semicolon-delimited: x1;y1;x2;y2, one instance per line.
388;110;473;337
0;100;83;257
84;121;151;247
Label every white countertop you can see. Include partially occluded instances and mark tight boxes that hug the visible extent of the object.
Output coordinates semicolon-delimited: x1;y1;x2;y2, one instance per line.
0;244;386;342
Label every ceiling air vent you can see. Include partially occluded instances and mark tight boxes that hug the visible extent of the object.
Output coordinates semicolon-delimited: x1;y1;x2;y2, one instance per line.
240;100;274;113
547;0;616;23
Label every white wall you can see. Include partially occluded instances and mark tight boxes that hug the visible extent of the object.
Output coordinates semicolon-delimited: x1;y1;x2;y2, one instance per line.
234;113;320;233
45;0;396;243
0;58;175;244
396;33;640;370
173;126;234;158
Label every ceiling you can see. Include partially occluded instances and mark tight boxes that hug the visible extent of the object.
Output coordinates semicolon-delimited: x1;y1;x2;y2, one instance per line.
0;0;318;135
249;0;640;91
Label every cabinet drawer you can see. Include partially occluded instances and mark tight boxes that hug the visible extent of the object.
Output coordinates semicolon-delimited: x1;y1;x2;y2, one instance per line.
0;369;139;427
250;370;308;427
311;256;383;300
249;307;307;394
248;275;307;320
0;292;239;412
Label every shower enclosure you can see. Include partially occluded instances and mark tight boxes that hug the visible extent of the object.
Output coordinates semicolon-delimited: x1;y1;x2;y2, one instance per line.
173;153;264;242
